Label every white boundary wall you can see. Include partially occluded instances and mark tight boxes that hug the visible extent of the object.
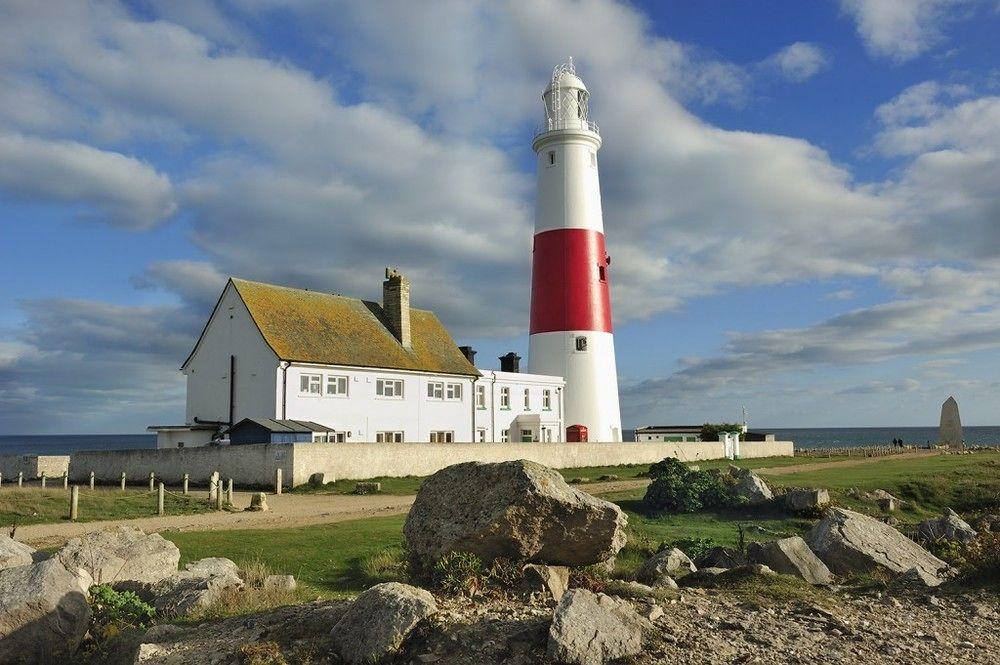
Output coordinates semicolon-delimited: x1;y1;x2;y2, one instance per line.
0;455;70;479
64;440;793;488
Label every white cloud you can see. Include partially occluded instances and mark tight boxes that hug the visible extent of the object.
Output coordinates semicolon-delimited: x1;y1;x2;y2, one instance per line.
761;42;830;82
0;131;176;229
840;0;980;62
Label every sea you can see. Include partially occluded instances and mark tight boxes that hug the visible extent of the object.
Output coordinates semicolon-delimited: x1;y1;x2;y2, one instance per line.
1;427;999;455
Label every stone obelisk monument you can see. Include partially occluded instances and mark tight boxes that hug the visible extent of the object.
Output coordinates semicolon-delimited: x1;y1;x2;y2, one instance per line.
938;396;963;449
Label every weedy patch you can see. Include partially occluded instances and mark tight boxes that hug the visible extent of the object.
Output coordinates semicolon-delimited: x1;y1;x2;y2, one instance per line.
177;558;310;622
357;546;410;585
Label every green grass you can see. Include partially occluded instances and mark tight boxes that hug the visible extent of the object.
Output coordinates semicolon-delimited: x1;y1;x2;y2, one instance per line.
163;515;406;598
0;488;214;527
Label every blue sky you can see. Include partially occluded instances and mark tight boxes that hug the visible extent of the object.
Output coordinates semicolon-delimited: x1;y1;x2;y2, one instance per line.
1;0;999;434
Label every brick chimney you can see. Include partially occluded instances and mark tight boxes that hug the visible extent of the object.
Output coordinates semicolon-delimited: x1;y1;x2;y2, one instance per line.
383;267;411;349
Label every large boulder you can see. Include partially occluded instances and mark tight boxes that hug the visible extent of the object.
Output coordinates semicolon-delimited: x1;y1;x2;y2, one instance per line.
0;536;34;571
746;536;834;585
330;582;437;665
917;508;978;544
57;525;179;585
806;508;946;583
404;461;627;571
635;547;696;586
728;466;773;503
546;589;644;665
784;489;830;513
153;558;244;617
0;559;92;663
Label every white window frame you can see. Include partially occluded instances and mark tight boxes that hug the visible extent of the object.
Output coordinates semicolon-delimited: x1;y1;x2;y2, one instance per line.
325;375;348;397
299;373;322;396
475;384;486;409
500;387;511;409
426;381;444;400
376;378;404;399
542;389;552;410
501;429;509;443
445;383;463;401
523;388;531;410
429;431;454;443
521;428;533;442
476;427;487;442
376;431;404;443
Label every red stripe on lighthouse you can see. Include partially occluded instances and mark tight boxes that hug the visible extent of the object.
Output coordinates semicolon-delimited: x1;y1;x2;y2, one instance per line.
530;228;613;334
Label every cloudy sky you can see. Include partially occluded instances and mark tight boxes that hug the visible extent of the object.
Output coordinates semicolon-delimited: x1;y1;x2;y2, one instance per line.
1;0;999;434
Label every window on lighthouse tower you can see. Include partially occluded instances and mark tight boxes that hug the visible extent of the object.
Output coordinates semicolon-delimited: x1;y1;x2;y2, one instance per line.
548;151;555;166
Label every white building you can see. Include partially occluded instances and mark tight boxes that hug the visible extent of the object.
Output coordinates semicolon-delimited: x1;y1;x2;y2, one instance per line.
151;270;563;448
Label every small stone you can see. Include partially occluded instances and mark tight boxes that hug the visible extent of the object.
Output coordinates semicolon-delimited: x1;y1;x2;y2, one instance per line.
246;492;269;512
547;589;644;665
263;574;297;593
330;582;437;665
635;548;696;586
522;564;569;601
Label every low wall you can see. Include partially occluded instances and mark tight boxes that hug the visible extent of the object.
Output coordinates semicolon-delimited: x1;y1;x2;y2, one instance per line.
290;440;795;485
0;455;70;479
69;444;290;487
57;440;793;488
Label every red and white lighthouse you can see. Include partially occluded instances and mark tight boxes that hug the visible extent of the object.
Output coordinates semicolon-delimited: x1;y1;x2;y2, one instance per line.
528;59;622;442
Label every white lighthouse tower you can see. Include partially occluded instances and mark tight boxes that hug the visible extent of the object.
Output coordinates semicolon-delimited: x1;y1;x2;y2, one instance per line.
528;59;622;442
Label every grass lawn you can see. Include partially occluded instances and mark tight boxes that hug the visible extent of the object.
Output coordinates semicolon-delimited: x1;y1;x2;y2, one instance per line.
164;515;406;598
0;487;214;527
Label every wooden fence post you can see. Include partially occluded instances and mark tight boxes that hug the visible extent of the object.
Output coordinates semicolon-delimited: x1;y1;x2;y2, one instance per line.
148;472;155;493
209;471;219;500
0;472;3;488
70;485;79;521
182;473;189;495
89;471;95;490
62;471;68;489
226;478;233;505
40;472;46;489
17;472;23;487
157;482;165;516
275;468;282;495
120;472;126;491
215;483;223;510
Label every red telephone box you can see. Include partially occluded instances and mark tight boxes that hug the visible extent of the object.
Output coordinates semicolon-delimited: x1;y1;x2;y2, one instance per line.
566;424;588;442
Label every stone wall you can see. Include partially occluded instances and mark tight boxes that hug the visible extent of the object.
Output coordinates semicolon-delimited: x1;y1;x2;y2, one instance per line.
0;455;70;479
54;440;792;488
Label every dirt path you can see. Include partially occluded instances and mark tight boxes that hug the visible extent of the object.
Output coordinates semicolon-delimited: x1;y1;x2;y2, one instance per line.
17;452;940;547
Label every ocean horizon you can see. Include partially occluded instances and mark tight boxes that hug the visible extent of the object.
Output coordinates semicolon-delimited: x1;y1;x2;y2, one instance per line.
1;426;999;456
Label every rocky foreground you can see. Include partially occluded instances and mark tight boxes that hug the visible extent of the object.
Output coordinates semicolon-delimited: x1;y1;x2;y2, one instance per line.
1;459;998;664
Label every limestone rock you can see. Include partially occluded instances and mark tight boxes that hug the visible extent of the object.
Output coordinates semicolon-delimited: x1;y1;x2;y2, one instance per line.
246;492;269;512
784;489;830;513
522;564;569;601
404;460;627;571
806;507;946;581
893;566;943;588
0;535;34;571
939;396;963;448
0;559;92;663
546;589;644;665
57;525;179;585
694;546;747;570
917;508;978;544
728;466;773;503
263;574;297;593
330;582;437;665
635;548;696;586
747;536;834;585
153;557;244;617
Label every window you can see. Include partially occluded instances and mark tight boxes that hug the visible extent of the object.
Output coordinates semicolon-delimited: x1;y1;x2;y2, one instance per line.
326;375;348;396
542;389;552;410
376;378;404;398
334;432;346;443
446;383;463;400
476;428;487;442
598;265;607;282
521;429;533;443
475;384;486;409
500;387;510;409
523;388;530;410
590;151;596;167
575;336;588;352
376;431;404;443
299;373;322;395
427;381;443;399
430;431;454;443
547;151;555;166
501;429;509;443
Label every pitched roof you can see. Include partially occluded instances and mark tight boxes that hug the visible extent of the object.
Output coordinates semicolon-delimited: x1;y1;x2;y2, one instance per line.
211;278;479;376
226;418;332;434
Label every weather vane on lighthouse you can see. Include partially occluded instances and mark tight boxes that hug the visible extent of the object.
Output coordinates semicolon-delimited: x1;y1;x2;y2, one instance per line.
528;58;622;442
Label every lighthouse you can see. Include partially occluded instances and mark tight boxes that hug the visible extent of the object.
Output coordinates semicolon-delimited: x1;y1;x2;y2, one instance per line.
528;59;623;442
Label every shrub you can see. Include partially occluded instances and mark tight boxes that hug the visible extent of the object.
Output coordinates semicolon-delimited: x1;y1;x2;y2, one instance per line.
642;458;738;513
432;551;486;596
568;566;608;594
89;584;155;638
959;532;1000;585
238;642;287;665
662;537;720;561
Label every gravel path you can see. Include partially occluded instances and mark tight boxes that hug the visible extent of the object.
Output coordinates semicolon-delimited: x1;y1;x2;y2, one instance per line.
17;452;939;548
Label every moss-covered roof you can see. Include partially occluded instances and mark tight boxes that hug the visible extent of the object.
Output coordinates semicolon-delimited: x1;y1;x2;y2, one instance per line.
229;278;479;376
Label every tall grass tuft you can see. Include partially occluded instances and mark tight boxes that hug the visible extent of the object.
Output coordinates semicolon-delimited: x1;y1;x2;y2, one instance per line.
180;557;308;622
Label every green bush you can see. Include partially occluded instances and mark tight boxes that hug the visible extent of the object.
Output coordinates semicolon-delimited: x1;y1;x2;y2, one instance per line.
90;584;156;637
662;537;720;561
432;551;486;596
642;458;739;513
